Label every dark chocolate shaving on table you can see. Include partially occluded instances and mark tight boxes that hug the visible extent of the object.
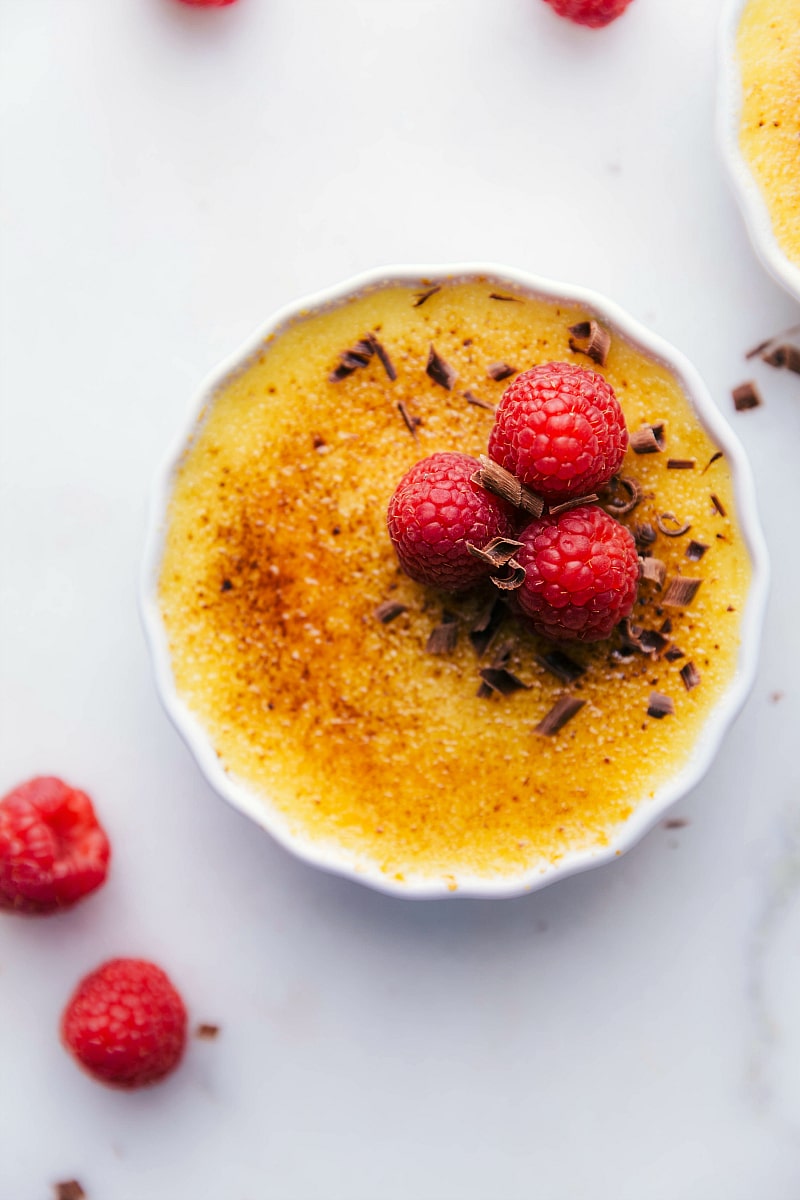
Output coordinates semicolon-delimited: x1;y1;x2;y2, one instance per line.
489;292;521;302
369;334;397;381
55;1186;86;1200
463;389;496;411
425;344;457;391
486;361;516;382
664;645;685;662
534;696;585;736
397;400;420;438
640;556;667;587
685;540;709;562
195;1023;220;1040
629;423;666;454
568;320;611;367
647;691;675;719
534;650;586;684
732;381;762;411
667;458;696;470
710;493;726;517
472;455;545;517
664;817;689;829
746;323;800;363
489;559;526;592
702;451;723;473
600;475;641;516
375;600;409;624
479;666;531;696
469;594;504;656
656;511;691;538
680;661;701;691
548;493;599;516
426;612;459;655
762;343;800;373
662;577;702;607
633;522;657;549
413;285;441;308
466;536;524;569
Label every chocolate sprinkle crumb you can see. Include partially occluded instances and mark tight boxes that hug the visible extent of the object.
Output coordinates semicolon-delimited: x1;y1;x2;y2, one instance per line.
662;577;702;607
375;600;408;624
667;458;696;470
472;455;545;517
369;335;397;381
489;292;521;302
534;650;586;685
534;696;585;736
633;522;657;549
548;493;599;516
195;1023;220;1040
680;661;701;691
702;451;723;473
629;423;666;454
664;645;685;662
466;536;524;569
732;381;762;411
413;285;441;308
647;691;675;719
489;559;526;592
640;557;667;587
426;344;457;390
710;493;726;517
426;613;459;655
221;578;233;592
479;667;531;696
762;343;800;373
397;400;420;438
601;475;641;515
486;362;516;382
685;540;709;562
463;389;496;411
656;511;691;538
568;319;611;367
663;817;689;829
55;1186;86;1200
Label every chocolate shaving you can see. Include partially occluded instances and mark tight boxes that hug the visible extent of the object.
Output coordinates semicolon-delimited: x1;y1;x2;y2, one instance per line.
685;540;709;562
413;285;441;308
479;667;531;696
534;696;585;736
633;522;657;549
621;618;669;657
732;381;762;411
680;661;701;691
486;362;516;382
329;362;357;382
640;557;667;587
221;578;233;592
369;335;397;381
629;423;665;454
656;512;691;538
534;650;586;685
195;1023;220;1040
469;594;504;656
647;691;675;719
489;292;520;302
489;559;526;591
568;320;611;367
664;817;689;829
710;493;726;517
601;475;641;515
667;458;696;470
548;493;599;516
463;390;496;411
762;343;800;373
426;344;457;391
329;336;376;381
466;536;524;569
662;577;702;607
664;645;685;662
55;1186;86;1200
471;455;545;517
375;600;408;624
426;613;459;655
397;400;420;438
702;451;723;473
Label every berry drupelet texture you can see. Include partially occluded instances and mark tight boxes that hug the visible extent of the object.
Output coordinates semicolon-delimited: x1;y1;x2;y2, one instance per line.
61;958;188;1089
514;506;639;641
488;362;628;500
387;452;515;592
0;777;110;914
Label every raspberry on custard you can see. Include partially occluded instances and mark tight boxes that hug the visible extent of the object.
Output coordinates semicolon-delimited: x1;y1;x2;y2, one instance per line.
542;0;635;28
515;505;639;642
61;958;188;1090
487;362;628;501
387;452;515;592
0;777;110;914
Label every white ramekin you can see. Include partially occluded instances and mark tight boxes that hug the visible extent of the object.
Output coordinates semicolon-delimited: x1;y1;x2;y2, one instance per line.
141;264;769;900
718;0;800;303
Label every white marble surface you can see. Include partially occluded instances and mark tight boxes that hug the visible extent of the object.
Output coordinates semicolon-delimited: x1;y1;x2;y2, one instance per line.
1;1;799;1197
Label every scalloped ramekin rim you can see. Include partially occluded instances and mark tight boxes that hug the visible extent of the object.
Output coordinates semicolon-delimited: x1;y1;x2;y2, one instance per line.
141;262;769;900
718;0;800;304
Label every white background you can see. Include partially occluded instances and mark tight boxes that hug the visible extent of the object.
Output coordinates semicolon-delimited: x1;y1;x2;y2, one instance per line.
2;1;800;1197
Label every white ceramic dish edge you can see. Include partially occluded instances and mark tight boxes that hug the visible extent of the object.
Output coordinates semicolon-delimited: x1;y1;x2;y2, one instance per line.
718;0;800;304
140;262;769;900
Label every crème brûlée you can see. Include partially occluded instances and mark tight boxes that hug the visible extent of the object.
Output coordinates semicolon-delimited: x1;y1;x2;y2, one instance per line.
159;280;750;886
738;0;800;266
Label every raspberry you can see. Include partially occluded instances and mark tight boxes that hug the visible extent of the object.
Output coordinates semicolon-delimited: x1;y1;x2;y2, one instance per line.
0;777;110;914
515;505;639;641
62;959;188;1089
387;452;515;592
487;362;628;501
542;0;635;28
177;0;238;7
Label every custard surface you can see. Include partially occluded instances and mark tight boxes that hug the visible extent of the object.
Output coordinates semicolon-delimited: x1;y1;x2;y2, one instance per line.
159;282;749;883
738;0;800;266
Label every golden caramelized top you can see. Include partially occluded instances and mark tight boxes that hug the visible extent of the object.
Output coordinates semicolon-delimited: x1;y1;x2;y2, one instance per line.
159;281;749;886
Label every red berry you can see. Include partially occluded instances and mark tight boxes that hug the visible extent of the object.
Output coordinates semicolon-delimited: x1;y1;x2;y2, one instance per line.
515;505;639;641
387;452;515;592
542;0;635;28
0;777;110;915
62;959;188;1089
177;0;238;7
487;362;628;501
